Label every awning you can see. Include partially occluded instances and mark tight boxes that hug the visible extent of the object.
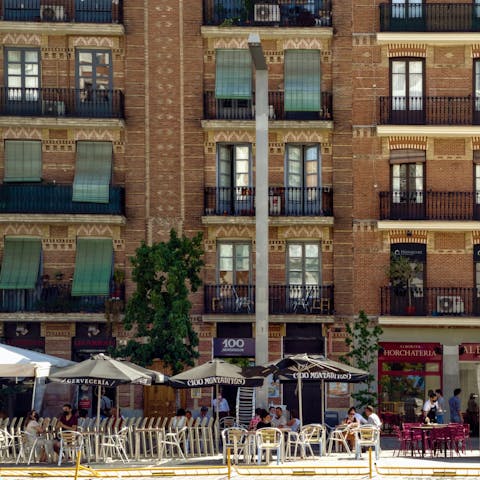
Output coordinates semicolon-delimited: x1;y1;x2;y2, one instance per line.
4;140;42;182
71;238;113;296
0;237;42;289
285;50;321;112
72;141;112;203
215;49;252;100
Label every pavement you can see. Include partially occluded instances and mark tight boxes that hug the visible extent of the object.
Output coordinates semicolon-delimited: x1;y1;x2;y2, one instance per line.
0;435;479;479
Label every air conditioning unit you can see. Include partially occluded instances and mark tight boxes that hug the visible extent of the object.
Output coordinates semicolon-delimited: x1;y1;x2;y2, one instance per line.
40;5;65;21
254;4;280;23
437;296;464;314
269;195;281;215
42;100;65;116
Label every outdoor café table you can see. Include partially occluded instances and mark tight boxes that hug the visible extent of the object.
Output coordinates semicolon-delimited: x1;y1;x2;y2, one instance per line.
410;424;448;457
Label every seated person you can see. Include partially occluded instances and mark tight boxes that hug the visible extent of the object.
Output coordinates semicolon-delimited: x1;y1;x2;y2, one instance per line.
256;411;272;430
53;403;78;454
271;407;288;428
249;407;263;431
342;407;360;449
24;410;53;462
286;409;301;432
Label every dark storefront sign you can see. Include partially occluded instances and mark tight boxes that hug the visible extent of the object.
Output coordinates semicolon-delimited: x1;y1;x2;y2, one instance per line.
73;323;115;361
4;322;45;351
391;243;426;261
213;337;255;357
459;343;480;361
474;245;480;262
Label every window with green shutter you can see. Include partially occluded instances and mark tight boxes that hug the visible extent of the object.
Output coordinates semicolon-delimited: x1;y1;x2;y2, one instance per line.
215;49;252;100
0;237;42;289
72;141;112;203
71;238;113;296
284;50;321;112
4;140;42;182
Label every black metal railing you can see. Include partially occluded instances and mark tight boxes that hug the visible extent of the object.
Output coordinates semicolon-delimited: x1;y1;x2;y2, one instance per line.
1;0;123;23
204;284;334;315
379;191;480;221
381;286;480;316
0;88;125;119
380;3;480;32
204;91;332;121
204;186;333;216
0;184;125;215
203;0;332;27
0;282;125;313
378;96;480;125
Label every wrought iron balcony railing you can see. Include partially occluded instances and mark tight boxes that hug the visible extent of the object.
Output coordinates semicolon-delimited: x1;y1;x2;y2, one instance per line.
381;286;480;316
0;282;124;313
204;91;333;121
0;184;125;215
0;88;125;119
379;191;480;221
203;0;332;27
205;284;334;315
204;186;333;217
380;3;480;32
378;96;480;125
1;0;123;23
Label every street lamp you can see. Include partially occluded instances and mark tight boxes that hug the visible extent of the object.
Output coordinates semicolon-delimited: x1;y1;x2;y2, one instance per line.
248;33;269;408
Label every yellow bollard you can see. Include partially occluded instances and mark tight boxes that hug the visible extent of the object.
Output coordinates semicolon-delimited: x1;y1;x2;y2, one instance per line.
227;447;231;480
368;447;372;479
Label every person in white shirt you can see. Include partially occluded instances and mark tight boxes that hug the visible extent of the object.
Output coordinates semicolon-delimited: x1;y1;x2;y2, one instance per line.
271;407;288;428
423;391;439;423
364;405;382;428
212;392;230;419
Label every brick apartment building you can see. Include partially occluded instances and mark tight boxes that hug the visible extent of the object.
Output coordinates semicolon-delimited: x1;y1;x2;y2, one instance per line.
0;1;478;423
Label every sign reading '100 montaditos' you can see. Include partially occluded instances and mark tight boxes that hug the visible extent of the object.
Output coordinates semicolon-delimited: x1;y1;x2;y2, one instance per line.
185;376;246;386
291;371;353;381
213;337;255;357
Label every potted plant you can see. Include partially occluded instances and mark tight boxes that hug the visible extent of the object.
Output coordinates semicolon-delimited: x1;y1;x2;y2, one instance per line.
388;255;422;315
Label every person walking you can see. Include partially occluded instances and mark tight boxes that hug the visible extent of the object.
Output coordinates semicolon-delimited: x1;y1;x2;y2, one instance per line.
435;389;445;424
449;388;463;423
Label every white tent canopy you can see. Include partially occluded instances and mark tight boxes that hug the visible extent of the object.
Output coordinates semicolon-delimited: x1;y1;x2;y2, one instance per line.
0;343;73;378
0;343;74;411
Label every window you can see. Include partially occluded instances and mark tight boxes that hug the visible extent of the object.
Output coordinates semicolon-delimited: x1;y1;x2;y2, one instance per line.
285;144;320;214
217;144;252;214
474;245;480;296
215;49;252;100
76;50;112;104
474;60;480;112
218;243;251;285
390;150;425;204
72;141;112;203
391;59;423;111
475;159;480;204
4;140;42;182
5;48;40;101
391;0;423;19
284;50;321;114
287;243;321;287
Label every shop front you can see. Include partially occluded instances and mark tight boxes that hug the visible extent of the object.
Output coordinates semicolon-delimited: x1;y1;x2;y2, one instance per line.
378;342;442;424
459;343;480;435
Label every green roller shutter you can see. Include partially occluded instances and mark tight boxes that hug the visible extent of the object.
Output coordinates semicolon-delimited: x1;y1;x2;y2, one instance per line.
4;140;42;182
72;141;112;203
215;49;252;100
284;50;321;112
72;238;113;296
0;237;42;289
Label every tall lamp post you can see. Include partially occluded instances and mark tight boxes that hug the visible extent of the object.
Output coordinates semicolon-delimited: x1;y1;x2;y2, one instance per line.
248;33;269;407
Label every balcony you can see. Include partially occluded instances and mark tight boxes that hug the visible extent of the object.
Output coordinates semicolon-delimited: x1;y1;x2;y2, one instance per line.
0;0;123;23
204;284;334;315
204;186;333;216
0;282;124;313
0;88;125;119
204;91;332;121
0;184;125;216
203;0;332;27
380;3;480;32
379;191;480;221
381;286;480;317
378;96;480;125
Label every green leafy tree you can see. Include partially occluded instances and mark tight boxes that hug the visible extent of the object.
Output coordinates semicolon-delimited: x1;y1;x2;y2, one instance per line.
339;310;383;409
113;229;204;374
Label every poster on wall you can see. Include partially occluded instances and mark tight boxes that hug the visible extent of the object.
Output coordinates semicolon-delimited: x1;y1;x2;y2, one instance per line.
328;382;349;397
267;374;280;398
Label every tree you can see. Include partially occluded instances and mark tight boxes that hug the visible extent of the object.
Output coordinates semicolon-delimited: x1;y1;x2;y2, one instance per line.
388;254;421;308
113;229;204;374
339;310;383;409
